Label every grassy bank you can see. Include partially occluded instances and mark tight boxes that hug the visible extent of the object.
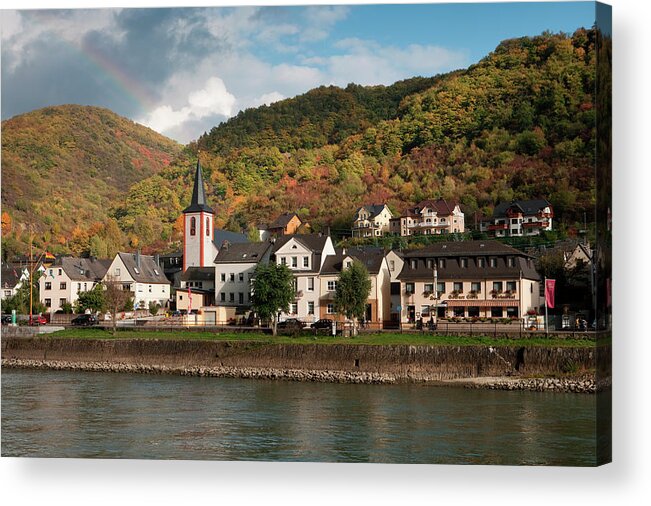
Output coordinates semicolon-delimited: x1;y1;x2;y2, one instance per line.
46;328;598;348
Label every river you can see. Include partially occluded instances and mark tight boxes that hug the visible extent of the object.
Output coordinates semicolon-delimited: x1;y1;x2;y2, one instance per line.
1;368;600;465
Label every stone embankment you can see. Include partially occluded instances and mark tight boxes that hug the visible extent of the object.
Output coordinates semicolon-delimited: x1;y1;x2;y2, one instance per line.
2;358;604;393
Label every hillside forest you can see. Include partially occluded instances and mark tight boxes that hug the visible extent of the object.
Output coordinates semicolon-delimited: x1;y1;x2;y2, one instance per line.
1;28;605;260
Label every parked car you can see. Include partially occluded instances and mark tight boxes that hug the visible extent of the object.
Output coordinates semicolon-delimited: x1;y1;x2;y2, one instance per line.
277;318;305;331
311;319;334;331
29;314;47;326
1;314;13;325
71;314;99;326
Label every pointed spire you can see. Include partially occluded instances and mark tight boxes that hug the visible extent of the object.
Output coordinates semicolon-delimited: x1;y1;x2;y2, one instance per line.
183;155;214;214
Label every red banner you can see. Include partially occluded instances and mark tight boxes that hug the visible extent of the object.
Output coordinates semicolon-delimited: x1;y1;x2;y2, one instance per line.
545;279;556;309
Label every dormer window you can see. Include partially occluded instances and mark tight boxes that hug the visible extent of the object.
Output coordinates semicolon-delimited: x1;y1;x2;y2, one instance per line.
134;267;140;274
460;258;468;268
507;257;516;267
478;258;485;268
154;269;159;276
438;259;446;269
489;258;497;268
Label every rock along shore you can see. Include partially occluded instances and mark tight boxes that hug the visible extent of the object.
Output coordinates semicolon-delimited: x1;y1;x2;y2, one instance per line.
1;358;600;393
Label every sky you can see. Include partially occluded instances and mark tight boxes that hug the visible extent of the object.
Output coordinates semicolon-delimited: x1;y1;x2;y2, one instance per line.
1;1;597;144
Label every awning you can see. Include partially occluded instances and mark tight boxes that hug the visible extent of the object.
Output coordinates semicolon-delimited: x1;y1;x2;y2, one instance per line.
445;299;519;307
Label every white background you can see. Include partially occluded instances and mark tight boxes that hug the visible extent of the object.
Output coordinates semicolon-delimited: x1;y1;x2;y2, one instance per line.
1;0;650;504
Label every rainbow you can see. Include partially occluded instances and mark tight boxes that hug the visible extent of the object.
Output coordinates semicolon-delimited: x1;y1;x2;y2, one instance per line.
26;9;158;112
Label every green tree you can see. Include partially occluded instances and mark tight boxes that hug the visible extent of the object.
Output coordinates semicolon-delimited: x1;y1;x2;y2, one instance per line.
148;301;160;316
75;284;106;314
334;259;372;335
251;262;295;336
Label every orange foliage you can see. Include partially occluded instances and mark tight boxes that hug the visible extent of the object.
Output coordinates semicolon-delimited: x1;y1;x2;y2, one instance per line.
1;211;11;235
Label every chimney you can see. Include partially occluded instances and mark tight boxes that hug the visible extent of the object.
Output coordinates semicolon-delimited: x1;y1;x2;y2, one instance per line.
135;250;141;269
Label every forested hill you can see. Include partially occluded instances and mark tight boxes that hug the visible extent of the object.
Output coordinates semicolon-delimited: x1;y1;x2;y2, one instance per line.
1;28;605;260
196;76;447;154
1;105;183;257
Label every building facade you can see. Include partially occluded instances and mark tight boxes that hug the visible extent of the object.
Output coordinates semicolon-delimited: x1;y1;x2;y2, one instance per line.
104;252;171;310
351;204;393;238
396;241;541;323
183;159;218;270
482;199;553;237
39;257;111;313
389;198;465;236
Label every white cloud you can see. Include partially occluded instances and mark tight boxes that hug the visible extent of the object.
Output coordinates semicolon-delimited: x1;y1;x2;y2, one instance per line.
140;76;235;137
253;91;285;107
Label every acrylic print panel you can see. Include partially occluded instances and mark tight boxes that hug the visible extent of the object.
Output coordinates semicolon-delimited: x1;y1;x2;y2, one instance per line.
0;1;611;466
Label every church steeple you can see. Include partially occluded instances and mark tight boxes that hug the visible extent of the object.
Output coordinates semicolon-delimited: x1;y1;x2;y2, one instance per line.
183;157;213;214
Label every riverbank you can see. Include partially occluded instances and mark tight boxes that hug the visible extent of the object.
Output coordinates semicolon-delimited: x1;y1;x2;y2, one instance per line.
1;358;599;393
1;336;610;393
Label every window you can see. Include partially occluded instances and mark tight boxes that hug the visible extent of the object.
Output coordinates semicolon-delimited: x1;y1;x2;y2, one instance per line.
493;281;503;292
229;293;234;303
327;304;335;314
220;292;226;302
468;306;480;317
327;280;337;292
291;256;298;268
115;268;121;276
389;260;395;272
307;277;314;291
48;269;53;277
436;282;445;294
134;267;140;275
506;281;517;293
239;293;244;304
239;273;244;282
83;283;87;291
230;273;235;282
58;269;62;276
471;282;481;293
489;257;497;267
45;298;51;308
303;257;309;268
453;282;463;293
206;217;210;236
460;258;468;268
405;283;415;294
454;307;465;317
308;302;315;315
77;283;82;292
424;283;433;293
507;257;516;267
426;259;434;269
148;285;152;293
290;303;298;314
478;258;485;268
4;290;11;297
59;298;67;307
281;257;287;266
506;307;519;318
491;307;503;318
60;282;67;290
438;259;446;268
45;282;52;290
221;273;226;282
190;217;196;236
411;259;417;269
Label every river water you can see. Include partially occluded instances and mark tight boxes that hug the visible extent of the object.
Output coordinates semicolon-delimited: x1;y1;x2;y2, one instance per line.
1;369;600;465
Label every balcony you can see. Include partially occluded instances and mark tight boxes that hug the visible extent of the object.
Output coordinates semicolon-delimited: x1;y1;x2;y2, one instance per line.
487;223;508;231
522;221;550;228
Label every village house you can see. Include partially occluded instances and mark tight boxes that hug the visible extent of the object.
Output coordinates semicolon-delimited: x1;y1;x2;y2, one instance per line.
389;198;465;236
272;233;335;323
39;257;111;313
318;247;391;328
1;263;29;300
258;212;304;241
351;204;393;238
211;241;273;321
396;241;541;324
104;252;170;310
175;267;216;312
481;199;553;237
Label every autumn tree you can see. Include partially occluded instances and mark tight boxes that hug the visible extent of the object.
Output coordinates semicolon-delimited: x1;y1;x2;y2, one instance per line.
334;259;372;336
103;276;133;335
251;263;295;336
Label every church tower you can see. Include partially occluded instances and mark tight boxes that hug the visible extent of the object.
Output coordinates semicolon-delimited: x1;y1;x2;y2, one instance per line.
183;158;217;271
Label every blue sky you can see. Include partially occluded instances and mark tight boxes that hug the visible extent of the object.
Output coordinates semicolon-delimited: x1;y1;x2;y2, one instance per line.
1;2;596;143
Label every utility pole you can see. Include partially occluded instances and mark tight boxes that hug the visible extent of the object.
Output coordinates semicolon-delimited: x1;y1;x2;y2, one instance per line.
29;224;33;322
433;265;438;328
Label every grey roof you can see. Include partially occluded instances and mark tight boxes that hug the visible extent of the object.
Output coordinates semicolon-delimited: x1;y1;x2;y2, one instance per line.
1;265;23;288
320;247;386;275
180;267;215;282
183;159;214;214
401;240;533;258
271;234;330;254
214;242;273;264
397;241;539;281
214;229;249;248
492;199;552;218
117;252;169;284
56;257;111;282
356;204;388;220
